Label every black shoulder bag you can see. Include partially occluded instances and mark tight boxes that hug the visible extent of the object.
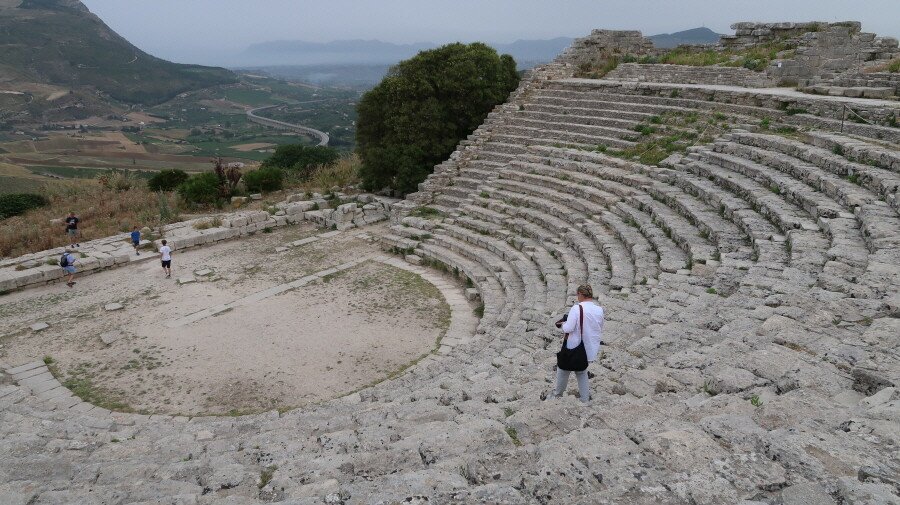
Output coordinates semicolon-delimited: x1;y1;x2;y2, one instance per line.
556;304;588;371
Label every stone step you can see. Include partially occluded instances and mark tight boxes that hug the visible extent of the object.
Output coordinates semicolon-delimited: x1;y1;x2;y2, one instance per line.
482;178;630;291
436;222;550;319
526;102;655;122
498;124;635;150
535;85;780;120
452;215;567;310
684;160;831;273
613;201;688;273
734;132;900;221
517;109;640;131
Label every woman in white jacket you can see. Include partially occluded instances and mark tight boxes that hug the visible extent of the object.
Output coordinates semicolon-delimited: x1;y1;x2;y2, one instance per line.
552;284;604;403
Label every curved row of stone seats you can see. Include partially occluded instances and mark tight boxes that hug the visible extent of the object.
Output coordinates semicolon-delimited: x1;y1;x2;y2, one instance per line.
605;62;774;87
701;148;869;265
509;150;726;269
381;221;519;338
450;214;568;312
526;144;842;298
518;109;640;131
489;158;686;283
459;198;589;301
457;204;574;302
535;83;784;122
782;113;900;144
611;201;690;274
746;131;900;213
421;227;528;325
433;220;550;321
679;134;900;298
524;148;766;296
497;123;635;150
468;190;602;295
679;153;832;269
482;186;611;292
653;158;792;268
805;130;900;175
716;133;900;294
487;168;640;288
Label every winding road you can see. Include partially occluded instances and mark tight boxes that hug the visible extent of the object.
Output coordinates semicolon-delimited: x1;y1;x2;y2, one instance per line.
246;105;330;146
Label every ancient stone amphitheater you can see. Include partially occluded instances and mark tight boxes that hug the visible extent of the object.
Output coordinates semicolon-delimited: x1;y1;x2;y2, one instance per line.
2;23;900;504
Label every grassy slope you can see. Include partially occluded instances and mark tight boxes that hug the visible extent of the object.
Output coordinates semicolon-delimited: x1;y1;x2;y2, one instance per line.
0;0;236;105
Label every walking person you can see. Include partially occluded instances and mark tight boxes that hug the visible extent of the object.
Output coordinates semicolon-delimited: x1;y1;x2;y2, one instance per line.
64;211;80;248
130;227;141;255
159;239;172;278
59;249;78;288
550;284;604;404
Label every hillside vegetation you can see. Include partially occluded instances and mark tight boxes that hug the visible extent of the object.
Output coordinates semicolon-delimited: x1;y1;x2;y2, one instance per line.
0;0;236;106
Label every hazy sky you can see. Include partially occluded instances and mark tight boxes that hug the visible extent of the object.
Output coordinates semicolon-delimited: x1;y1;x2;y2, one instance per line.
81;0;900;66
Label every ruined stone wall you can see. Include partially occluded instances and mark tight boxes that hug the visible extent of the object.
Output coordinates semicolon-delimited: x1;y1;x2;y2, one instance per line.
559;29;654;70
722;21;831;48
745;22;900;86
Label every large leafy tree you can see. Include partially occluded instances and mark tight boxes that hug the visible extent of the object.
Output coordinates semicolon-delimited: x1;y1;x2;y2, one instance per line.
357;43;519;194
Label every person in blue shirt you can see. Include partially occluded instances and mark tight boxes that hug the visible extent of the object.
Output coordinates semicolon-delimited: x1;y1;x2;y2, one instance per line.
60;250;77;287
130;227;141;255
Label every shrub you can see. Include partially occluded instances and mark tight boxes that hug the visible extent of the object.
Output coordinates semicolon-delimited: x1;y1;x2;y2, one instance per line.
148;169;189;192
262;145;340;179
177;172;221;205
0;193;49;219
97;169;140;191
243;167;284;193
357;42;519;194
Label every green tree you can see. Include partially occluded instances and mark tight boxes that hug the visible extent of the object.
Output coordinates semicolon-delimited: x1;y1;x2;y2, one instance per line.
262;144;340;179
356;43;519;194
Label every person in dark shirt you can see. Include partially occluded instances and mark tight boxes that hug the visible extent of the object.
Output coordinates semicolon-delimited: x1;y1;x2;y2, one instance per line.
130;226;141;255
65;212;80;248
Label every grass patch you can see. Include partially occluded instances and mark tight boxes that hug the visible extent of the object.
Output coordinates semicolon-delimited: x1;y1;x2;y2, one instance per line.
61;363;134;412
410;206;444;219
258;465;277;489
505;426;522;446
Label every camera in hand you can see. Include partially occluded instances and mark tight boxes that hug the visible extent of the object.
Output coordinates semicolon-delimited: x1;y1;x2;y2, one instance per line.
555;313;568;328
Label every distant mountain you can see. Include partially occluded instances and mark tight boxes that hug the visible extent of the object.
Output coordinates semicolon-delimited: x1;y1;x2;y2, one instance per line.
648;27;723;48
0;0;236;113
240;29;725;71
243;40;435;66
241;38;576;69
492;37;574;65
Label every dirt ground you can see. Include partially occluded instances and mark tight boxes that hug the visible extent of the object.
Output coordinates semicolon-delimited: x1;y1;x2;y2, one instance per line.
0;223;452;416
